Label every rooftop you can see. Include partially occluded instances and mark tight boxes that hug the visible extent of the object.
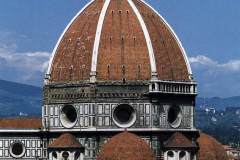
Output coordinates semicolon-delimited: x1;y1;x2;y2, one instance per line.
48;133;83;149
0;117;42;129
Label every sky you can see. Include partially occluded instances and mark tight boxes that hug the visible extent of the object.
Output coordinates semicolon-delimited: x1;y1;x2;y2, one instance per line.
0;0;240;97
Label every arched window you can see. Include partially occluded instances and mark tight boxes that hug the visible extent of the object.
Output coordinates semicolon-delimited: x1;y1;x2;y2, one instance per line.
152;83;156;91
74;151;80;160
167;151;174;157
52;152;57;160
167;105;182;128
179;151;186;160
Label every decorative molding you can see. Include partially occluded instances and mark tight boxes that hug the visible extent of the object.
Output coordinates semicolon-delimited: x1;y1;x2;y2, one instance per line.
127;0;158;79
90;0;111;82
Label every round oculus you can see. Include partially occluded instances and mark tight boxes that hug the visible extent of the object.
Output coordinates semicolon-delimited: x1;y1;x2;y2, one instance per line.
113;104;136;128
60;105;78;128
9;141;25;158
62;151;69;160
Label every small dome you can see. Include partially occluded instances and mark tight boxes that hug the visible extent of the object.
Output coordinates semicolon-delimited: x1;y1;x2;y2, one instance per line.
47;0;192;83
197;133;228;160
48;133;83;149
97;132;155;160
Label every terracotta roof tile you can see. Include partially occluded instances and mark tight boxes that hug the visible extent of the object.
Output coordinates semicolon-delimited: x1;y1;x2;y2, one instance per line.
48;133;83;149
197;133;228;160
133;0;190;81
0;117;42;129
164;132;197;148
50;0;104;82
49;0;191;83
97;131;155;160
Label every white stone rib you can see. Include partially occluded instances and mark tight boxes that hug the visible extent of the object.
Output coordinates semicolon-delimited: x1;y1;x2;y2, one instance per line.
90;0;111;79
127;0;157;78
140;0;193;77
46;0;95;76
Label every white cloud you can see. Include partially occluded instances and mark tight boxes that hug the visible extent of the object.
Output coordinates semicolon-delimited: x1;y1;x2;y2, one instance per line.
219;60;240;72
189;55;216;66
189;55;240;97
189;55;240;72
0;49;50;73
0;47;51;84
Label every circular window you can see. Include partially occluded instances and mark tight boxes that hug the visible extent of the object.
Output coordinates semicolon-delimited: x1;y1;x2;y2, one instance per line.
62;151;69;160
167;151;174;158
113;104;136;128
9;141;25;158
167;105;182;128
60;105;78;128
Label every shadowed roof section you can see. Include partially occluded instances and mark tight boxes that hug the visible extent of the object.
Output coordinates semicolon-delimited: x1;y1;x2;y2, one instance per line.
164;132;197;149
0;117;42;129
197;133;228;160
97;131;155;160
48;133;83;149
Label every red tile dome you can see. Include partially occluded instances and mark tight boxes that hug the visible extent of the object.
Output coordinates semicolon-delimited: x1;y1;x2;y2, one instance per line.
46;0;192;83
197;133;228;160
97;132;155;160
48;133;83;149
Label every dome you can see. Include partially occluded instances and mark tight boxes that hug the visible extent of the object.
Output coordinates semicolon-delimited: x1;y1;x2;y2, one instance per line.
46;0;192;83
197;133;228;160
97;132;155;160
48;133;83;149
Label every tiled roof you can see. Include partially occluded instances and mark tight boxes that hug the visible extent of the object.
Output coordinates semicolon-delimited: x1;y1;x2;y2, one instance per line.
97;131;155;160
48;133;83;149
0;117;42;129
49;0;191;83
164;132;197;148
197;133;228;160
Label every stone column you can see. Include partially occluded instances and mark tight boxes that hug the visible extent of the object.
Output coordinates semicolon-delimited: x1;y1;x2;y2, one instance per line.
69;151;75;160
176;151;179;160
80;153;84;160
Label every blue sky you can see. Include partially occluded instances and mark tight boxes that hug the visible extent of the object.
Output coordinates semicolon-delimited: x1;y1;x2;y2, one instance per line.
0;0;240;97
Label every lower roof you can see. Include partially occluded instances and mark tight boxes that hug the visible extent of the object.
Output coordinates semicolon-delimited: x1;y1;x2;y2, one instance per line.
0;117;42;129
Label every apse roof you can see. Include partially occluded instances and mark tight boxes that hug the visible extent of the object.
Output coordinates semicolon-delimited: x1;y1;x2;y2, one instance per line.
48;133;83;149
197;133;228;160
97;131;155;160
164;132;197;149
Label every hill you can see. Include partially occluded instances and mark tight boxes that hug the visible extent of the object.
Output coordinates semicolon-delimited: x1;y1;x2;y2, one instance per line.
0;79;42;117
196;96;240;110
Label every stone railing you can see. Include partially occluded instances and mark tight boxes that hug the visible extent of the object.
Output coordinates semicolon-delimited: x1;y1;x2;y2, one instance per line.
149;80;197;95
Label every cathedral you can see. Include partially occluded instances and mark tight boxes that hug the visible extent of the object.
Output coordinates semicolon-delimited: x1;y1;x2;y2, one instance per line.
0;0;229;160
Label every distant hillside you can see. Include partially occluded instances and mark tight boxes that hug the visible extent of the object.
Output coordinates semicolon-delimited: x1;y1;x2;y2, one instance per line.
196;96;240;110
0;79;42;117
